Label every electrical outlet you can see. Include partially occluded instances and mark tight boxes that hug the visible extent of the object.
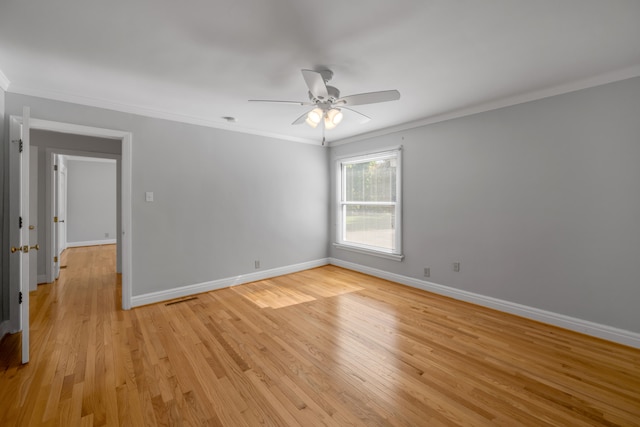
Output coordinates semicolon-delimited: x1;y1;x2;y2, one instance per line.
254;260;260;269
105;232;109;238
423;267;430;277
453;262;460;272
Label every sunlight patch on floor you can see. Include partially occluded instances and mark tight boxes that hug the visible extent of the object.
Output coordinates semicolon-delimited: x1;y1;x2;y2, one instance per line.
231;272;365;309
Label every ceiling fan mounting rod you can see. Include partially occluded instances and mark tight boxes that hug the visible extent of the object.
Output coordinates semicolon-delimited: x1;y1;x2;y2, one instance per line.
317;69;334;83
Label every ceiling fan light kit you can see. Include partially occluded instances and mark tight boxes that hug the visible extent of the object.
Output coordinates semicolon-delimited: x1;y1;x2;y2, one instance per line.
250;69;400;139
305;106;344;130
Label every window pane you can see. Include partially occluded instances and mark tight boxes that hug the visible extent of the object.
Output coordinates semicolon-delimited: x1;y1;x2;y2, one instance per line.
345;205;395;250
344;158;396;202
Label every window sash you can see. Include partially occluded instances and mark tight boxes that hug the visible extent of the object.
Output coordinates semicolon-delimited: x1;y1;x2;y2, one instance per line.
336;148;402;256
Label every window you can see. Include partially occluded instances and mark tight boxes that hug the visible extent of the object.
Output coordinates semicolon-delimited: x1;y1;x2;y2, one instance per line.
335;148;403;260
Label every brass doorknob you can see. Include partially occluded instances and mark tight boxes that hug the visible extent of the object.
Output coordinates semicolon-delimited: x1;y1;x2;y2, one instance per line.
11;246;22;253
30;244;40;251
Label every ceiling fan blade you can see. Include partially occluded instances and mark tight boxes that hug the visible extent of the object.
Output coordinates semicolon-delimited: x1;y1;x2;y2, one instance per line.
301;69;329;100
249;99;313;106
342;107;371;124
336;89;400;106
292;109;313;125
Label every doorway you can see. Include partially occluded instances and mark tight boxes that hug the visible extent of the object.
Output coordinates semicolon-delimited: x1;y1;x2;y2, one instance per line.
6;113;132;365
28;118;132;309
55;155;118;266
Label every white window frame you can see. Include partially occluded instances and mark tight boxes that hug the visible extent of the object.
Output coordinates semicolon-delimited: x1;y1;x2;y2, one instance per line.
334;147;404;261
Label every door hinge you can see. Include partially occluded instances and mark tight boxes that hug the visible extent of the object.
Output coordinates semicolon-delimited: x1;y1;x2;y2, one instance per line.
54;256;58;263
19;292;23;304
19;216;23;229
53;216;58;223
19;139;23;153
54;164;58;171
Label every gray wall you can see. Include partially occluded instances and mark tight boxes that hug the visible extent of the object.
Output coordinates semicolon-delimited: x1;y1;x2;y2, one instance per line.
0;86;6;323
330;76;640;334
6;77;637;336
6;94;329;297
66;158;117;244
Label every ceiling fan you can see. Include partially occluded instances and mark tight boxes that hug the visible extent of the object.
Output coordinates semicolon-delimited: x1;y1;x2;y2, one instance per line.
249;69;400;144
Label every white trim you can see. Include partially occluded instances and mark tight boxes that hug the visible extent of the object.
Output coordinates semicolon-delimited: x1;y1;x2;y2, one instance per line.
333;243;404;261
64;155;116;164
37;274;48;284
29;118;125;140
131;258;330;307
66;239;117;247
332;145;403;161
8;85;320;145
335;148;403;258
329;258;640;349
0;68;9;91
121;134;132;309
330;64;640;147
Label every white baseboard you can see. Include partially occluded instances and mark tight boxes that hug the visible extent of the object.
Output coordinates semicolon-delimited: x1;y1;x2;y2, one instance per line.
37;274;48;285
66;239;117;248
131;258;330;308
329;258;640;349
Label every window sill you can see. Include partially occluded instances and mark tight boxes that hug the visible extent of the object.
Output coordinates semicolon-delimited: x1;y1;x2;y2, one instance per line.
333;243;404;261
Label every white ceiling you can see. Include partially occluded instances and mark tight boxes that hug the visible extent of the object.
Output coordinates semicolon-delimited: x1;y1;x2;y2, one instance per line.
1;0;640;145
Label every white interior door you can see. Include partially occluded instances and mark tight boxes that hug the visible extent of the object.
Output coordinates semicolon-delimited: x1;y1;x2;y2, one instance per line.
52;154;60;280
58;164;67;256
8;107;31;364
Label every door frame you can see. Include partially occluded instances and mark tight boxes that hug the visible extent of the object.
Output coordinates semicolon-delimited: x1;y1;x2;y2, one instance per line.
45;149;121;281
17;117;133;309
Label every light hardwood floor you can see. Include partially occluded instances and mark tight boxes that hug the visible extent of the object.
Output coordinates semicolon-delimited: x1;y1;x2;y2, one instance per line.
1;245;639;426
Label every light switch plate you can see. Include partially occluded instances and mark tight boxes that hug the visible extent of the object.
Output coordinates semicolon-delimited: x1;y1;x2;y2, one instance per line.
145;191;154;202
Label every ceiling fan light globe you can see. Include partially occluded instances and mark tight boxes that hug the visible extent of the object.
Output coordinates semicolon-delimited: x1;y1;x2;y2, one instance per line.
330;108;344;125
305;117;319;128
324;108;343;130
305;108;323;128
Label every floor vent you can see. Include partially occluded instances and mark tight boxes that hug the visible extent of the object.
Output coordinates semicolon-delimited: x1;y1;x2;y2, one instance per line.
165;296;198;306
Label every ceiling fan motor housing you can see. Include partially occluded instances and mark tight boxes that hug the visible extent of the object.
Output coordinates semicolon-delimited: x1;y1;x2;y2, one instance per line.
309;85;340;106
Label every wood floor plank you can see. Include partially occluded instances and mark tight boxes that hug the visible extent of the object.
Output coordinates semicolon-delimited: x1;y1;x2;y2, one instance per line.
1;245;639;426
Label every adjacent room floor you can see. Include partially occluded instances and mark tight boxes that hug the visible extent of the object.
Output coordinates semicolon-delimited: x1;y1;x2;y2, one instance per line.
1;245;638;426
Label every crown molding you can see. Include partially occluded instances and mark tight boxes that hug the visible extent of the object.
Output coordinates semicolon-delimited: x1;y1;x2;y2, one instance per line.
0;68;10;91
331;64;640;147
8;84;321;146
6;64;639;148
